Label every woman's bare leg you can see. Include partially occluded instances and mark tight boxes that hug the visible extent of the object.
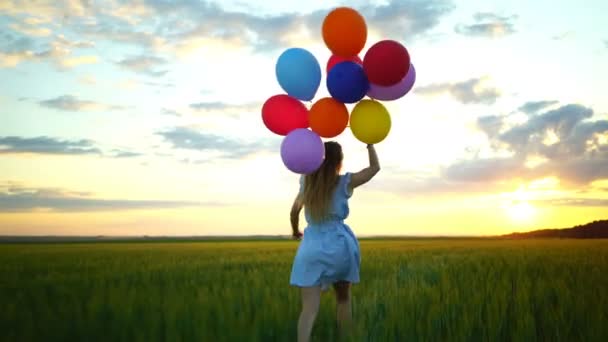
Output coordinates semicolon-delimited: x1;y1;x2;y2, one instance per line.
298;286;321;342
333;281;352;335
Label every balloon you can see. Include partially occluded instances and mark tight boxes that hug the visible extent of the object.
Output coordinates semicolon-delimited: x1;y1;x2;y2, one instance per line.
262;94;309;136
280;129;324;174
363;40;410;86
327;54;362;73
367;64;416;101
276;48;321;101
309;97;349;138
349;100;391;144
327;61;369;104
322;7;367;57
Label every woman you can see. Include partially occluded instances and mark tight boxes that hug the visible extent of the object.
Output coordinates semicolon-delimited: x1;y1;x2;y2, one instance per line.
289;142;380;341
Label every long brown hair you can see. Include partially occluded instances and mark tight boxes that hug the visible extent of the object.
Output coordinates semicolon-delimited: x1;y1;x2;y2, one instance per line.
302;141;343;222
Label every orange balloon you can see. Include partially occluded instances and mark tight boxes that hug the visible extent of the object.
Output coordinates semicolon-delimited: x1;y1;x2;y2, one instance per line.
322;7;367;57
309;97;349;138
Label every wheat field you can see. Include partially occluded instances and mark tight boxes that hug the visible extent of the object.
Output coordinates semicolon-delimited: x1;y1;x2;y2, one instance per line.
1;239;607;341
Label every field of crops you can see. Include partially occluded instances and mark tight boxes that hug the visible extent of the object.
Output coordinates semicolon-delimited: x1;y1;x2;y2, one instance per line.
1;238;607;341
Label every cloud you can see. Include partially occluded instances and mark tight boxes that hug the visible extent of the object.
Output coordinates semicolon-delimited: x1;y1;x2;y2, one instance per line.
2;0;452;58
552;31;575;41
0;136;101;155
167;0;453;52
0;183;212;212
161;108;181;116
179;158;207;165
391;115;607;194
1;32;34;53
498;104;595;157
59;55;98;67
604;39;608;48
0;136;145;159
157;126;276;159
535;198;608;207
0;52;28;67
79;74;97;85
1;0;453;74
39;95;126;111
442;156;526;182
459;103;608;186
416;77;501;104
109;149;144;158
374;170;515;196
391;103;608;195
144;80;175;88
0;32;97;69
116;55;168;77
362;0;454;40
476;115;505;138
9;23;52;37
23;17;50;25
189;102;236;111
0;33;35;66
455;12;517;38
189;101;258;110
80;23;161;50
189;101;260;118
0;1;88;20
518;100;559;114
54;34;95;49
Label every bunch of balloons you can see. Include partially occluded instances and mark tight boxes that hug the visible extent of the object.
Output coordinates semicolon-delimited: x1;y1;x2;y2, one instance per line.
262;7;416;174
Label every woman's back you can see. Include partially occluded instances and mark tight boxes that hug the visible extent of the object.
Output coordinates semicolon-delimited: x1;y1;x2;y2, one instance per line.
301;173;353;225
292;172;360;290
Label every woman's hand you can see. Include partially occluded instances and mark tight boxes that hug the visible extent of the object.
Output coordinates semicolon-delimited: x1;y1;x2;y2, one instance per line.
292;230;303;240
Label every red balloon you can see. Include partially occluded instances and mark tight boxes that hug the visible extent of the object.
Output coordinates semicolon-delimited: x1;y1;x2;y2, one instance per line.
262;95;309;136
326;54;362;73
363;40;410;86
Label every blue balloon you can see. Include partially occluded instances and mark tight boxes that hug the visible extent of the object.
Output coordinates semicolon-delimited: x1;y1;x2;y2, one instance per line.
276;48;321;101
327;61;369;104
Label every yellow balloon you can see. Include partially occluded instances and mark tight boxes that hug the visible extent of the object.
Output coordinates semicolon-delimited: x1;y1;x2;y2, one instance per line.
349;100;391;144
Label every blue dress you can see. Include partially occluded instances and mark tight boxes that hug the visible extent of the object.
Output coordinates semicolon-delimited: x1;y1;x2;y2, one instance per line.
290;173;361;290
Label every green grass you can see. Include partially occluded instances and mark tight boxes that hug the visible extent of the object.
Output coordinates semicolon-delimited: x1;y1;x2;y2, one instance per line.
1;239;607;341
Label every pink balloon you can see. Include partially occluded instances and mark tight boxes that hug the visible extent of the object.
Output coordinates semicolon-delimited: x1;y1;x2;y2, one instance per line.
367;64;416;101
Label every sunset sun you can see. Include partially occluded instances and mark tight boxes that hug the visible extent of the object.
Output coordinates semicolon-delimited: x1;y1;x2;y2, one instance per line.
505;201;536;222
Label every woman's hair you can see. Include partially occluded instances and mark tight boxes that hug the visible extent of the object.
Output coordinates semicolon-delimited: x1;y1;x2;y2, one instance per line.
302;141;343;222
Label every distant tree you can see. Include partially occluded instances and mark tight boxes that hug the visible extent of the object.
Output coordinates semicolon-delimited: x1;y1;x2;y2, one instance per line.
503;220;608;239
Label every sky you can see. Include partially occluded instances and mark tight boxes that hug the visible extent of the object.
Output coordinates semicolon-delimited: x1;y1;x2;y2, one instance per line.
1;0;607;236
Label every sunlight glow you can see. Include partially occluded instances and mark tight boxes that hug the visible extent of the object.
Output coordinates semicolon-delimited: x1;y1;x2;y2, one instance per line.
524;155;549;168
528;177;559;190
505;201;536;222
542;130;559;145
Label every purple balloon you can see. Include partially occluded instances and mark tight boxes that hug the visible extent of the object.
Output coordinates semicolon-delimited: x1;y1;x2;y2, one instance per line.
367;64;416;101
280;128;324;174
